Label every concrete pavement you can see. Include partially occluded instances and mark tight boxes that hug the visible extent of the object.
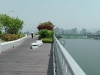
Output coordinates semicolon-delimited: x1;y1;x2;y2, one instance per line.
0;36;53;75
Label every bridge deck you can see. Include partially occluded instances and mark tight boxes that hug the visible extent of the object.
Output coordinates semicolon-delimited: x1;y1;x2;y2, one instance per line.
0;36;53;75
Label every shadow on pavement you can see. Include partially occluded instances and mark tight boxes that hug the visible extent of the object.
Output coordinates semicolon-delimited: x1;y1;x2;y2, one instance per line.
47;43;54;75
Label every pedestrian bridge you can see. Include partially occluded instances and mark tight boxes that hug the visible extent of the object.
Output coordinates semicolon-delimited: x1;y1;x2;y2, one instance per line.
0;35;86;75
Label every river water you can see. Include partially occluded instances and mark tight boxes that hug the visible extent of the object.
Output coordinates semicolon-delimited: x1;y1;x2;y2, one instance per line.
63;39;100;75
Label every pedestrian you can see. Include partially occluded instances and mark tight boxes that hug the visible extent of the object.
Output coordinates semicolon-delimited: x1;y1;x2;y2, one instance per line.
31;32;33;39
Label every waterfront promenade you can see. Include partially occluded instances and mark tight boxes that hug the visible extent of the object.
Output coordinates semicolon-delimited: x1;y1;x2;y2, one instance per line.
0;36;53;75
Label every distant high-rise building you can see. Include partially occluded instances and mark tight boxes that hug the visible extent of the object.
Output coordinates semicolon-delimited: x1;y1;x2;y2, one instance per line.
54;27;60;35
96;30;100;35
71;28;77;34
82;28;86;35
60;28;64;34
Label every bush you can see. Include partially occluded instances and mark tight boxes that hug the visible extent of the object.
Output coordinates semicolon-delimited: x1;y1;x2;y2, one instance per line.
1;33;25;41
38;29;54;39
17;34;25;38
0;30;2;38
37;21;54;31
41;38;53;43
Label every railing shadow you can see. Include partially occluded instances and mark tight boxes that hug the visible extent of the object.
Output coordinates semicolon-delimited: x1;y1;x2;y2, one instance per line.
47;43;53;75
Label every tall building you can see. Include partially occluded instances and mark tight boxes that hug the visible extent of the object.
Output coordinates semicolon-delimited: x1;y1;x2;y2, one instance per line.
96;30;100;35
82;28;86;35
54;27;60;35
71;28;77;34
60;28;64;34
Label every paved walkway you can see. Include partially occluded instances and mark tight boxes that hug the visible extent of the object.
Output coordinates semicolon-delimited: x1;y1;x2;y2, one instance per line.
0;36;53;75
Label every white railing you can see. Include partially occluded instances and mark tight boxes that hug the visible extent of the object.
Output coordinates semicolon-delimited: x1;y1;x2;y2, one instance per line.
53;36;86;75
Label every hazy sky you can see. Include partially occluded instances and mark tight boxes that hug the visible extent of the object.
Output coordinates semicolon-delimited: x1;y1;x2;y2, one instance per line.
0;0;100;32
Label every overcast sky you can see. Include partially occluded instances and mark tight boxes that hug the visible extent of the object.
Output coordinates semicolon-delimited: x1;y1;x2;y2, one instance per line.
0;0;100;32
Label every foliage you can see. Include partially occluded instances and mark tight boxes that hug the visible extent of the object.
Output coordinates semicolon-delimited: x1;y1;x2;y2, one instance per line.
41;38;53;43
38;29;54;38
0;19;3;30
7;17;23;34
37;21;54;43
0;30;2;38
1;33;25;41
0;14;23;34
0;14;10;30
16;34;25;38
37;21;54;31
61;35;84;39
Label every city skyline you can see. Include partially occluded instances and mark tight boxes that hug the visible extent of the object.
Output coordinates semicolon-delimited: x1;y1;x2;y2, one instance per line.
0;0;100;32
54;27;100;35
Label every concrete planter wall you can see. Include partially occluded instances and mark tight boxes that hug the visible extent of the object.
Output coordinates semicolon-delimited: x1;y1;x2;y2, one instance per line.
0;34;27;52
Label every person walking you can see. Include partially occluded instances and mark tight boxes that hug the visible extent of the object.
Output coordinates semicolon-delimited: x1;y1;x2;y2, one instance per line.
31;32;33;39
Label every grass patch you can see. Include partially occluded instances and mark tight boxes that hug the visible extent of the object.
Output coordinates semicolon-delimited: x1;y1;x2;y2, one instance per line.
41;38;53;43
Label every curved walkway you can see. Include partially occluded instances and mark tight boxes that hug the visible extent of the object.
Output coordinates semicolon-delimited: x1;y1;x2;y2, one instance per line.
0;36;53;75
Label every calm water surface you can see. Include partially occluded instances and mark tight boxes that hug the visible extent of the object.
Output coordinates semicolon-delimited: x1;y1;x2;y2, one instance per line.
64;39;100;75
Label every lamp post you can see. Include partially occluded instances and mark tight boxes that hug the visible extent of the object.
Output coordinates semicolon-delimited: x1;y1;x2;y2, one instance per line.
33;25;36;34
6;10;14;33
33;25;38;34
8;10;14;16
28;24;31;34
35;25;38;34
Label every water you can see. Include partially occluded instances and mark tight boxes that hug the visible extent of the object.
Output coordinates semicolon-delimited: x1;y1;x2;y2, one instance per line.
64;39;100;75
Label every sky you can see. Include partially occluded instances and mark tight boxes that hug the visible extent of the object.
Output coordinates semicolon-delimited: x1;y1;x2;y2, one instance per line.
0;0;100;32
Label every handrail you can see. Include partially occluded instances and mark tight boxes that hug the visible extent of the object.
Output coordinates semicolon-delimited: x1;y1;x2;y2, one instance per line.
53;36;86;75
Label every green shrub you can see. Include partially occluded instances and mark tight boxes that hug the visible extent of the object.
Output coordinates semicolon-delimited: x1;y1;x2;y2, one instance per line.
0;30;2;38
1;33;25;41
17;34;25;38
38;29;54;39
41;38;53;43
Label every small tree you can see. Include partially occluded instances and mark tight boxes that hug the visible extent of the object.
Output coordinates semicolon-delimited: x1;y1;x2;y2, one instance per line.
0;14;10;33
0;14;23;34
7;17;23;34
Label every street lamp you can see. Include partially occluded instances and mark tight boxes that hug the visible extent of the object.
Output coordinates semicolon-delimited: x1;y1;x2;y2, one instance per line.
33;25;38;34
28;24;31;33
33;25;36;34
8;10;14;16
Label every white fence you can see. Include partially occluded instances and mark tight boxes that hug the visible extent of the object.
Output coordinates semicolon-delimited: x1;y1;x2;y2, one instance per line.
0;34;27;54
53;36;86;75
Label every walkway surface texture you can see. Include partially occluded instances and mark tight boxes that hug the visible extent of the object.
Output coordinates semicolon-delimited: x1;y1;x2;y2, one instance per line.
0;36;53;75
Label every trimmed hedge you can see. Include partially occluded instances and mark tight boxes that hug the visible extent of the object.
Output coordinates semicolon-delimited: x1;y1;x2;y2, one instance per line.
41;38;53;43
1;33;25;41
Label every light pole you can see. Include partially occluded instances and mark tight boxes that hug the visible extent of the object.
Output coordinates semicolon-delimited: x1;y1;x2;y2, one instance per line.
28;24;31;33
8;10;14;16
36;25;38;34
33;25;36;33
33;25;38;34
